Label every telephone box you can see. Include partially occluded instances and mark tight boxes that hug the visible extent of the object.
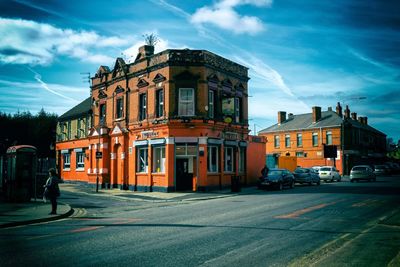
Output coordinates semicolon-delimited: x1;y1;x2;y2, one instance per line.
5;145;37;202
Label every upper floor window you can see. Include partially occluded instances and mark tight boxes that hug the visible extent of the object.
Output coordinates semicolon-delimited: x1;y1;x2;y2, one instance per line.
208;90;215;119
116;98;123;119
297;133;302;147
67;121;71;140
274;135;280;148
139;93;147;121
99;103;106;125
285;134;291;148
312;133;318;147
178;88;194;116
234;97;241;123
326;131;332;145
156;89;164;118
77;118;85;138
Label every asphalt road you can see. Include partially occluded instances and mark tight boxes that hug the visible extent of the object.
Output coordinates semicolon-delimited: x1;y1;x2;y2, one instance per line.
1;175;400;267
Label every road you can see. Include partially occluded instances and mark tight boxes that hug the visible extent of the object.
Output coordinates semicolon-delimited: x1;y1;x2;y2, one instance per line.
1;175;400;267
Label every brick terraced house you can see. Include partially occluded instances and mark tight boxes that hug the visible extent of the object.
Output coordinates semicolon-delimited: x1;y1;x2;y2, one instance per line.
258;103;386;175
56;45;266;192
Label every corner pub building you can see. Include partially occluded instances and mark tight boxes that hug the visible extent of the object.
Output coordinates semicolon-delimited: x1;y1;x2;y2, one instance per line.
56;45;266;192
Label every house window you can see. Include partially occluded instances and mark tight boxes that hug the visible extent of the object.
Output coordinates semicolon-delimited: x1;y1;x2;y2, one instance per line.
116;98;123;119
312;133;318;146
326;131;332;145
207;146;218;173
285;134;291;148
234;97;241;123
60;123;67;141
76;151;85;169
208;90;214;119
67;121;71;140
239;147;246;173
153;146;165;173
297;133;302;147
76;119;85;138
156;89;164;118
296;151;304;157
139;93;147;121
274;135;280;148
178;88;194;116
176;144;197;156
63;153;70;170
137;147;148;173
99;103;106;125
224;147;234;172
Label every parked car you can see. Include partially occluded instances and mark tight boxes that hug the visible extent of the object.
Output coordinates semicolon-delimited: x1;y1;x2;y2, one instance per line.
374;165;389;176
319;166;341;182
350;165;376;182
258;168;295;190
293;167;320;185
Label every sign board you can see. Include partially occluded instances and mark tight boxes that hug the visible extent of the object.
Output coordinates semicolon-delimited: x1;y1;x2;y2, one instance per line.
96;151;102;159
222;98;235;115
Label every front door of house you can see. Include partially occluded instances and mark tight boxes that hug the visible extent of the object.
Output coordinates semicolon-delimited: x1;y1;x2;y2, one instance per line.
176;158;193;191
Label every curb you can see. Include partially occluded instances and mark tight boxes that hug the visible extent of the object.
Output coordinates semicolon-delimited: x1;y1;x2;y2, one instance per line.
0;203;74;229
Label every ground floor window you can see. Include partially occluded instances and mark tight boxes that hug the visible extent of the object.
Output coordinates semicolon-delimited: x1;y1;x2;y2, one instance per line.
153;146;166;173
238;147;246;173
76;151;85;169
207;146;219;173
137;147;148;173
224;147;235;172
63;153;70;170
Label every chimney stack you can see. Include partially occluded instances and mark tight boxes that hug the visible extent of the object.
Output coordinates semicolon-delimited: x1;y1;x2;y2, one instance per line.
351;112;357;120
312;106;321;123
336;102;343;117
278;111;286;124
344;105;350;119
358;117;363;124
136;45;155;61
364;117;368;125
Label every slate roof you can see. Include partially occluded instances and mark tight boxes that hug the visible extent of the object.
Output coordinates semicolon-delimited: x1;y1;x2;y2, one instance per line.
259;110;385;136
58;97;92;121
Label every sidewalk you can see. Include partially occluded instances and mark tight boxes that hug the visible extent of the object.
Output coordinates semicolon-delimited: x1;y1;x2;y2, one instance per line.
0;198;73;229
61;182;259;202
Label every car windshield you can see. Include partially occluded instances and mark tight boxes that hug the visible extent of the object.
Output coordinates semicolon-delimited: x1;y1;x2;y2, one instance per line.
320;167;331;171
269;170;283;176
352;167;366;171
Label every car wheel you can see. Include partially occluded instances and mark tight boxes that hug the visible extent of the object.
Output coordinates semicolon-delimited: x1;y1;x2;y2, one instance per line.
331;177;334;182
350;179;354;183
278;182;283;191
317;180;320;185
290;181;295;189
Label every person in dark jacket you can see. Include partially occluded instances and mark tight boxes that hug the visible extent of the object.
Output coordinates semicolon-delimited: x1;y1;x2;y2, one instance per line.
261;165;269;177
44;168;61;215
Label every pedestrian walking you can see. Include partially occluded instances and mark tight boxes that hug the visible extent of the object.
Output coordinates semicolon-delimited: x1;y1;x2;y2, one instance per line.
44;168;61;215
261;165;269;177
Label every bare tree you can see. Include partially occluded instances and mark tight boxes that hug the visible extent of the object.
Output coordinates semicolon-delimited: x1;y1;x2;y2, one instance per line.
143;33;159;46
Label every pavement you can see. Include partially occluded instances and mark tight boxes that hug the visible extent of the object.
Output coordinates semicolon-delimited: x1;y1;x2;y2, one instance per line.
0;183;255;229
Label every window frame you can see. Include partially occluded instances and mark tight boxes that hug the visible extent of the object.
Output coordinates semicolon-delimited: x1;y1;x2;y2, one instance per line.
155;89;164;118
76;151;85;170
234;97;241;123
285;134;291;148
326;131;333;145
297;133;303;147
207;145;219;173
137;146;148;173
115;97;124;119
238;147;246;173
208;90;215;119
274;135;280;148
178;88;195;117
139;93;147;121
224;146;235;173
152;146;166;173
312;132;318;147
63;153;71;170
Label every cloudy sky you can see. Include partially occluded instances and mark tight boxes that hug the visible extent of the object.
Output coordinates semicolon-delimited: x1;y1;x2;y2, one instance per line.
1;0;399;140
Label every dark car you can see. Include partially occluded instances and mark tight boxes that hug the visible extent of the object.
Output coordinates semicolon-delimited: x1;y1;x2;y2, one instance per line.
350;165;376;182
258;168;295;190
374;165;389;176
293;167;320;185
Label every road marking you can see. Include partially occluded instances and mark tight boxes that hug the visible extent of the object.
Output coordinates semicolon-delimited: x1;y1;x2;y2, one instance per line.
275;202;338;219
352;199;383;207
69;226;103;233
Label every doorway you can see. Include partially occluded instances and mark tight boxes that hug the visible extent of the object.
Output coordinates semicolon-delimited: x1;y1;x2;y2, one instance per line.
176;158;193;191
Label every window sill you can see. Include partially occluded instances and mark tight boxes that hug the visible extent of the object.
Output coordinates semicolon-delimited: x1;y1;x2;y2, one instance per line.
63;168;70;171
151;172;165;175
76;168;85;172
114;117;124;122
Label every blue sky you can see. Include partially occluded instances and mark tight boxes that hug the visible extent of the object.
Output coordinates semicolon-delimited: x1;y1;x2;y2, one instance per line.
0;0;399;141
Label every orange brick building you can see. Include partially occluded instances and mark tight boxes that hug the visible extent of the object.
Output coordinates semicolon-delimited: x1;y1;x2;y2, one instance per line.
259;104;386;175
56;45;266;191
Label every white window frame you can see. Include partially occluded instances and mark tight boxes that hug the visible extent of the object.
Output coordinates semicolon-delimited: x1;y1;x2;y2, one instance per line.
152;146;166;173
178;88;194;116
274;135;280;148
312;132;318;147
76;151;85;170
63;153;70;170
326;131;332;145
137;147;148;173
139;93;147;121
297;133;302;147
207;146;219;173
285;134;291;148
224;146;234;172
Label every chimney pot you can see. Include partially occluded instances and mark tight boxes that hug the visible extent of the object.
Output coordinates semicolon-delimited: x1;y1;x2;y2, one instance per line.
344;105;350;119
336;102;343;117
351;112;357;120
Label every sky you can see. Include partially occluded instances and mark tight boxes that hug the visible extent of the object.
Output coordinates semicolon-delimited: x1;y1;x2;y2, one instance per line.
0;0;399;141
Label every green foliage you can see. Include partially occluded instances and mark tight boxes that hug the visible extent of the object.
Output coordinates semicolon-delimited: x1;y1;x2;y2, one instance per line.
0;109;58;157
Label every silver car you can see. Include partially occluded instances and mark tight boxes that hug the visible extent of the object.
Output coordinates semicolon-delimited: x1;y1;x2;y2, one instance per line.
350;165;376;182
319;166;341;182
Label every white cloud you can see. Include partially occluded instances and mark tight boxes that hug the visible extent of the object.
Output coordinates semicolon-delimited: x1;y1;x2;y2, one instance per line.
0;17;131;65
190;0;272;35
